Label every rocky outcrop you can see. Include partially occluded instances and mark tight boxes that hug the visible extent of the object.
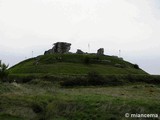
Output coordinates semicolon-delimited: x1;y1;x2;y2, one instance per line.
97;48;104;55
76;49;84;54
44;42;106;56
44;42;71;54
44;49;54;55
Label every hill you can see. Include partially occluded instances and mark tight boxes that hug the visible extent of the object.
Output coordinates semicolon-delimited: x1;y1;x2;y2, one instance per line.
2;50;160;120
9;53;147;76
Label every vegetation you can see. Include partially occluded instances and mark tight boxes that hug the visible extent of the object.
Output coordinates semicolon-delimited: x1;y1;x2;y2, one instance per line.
9;54;147;76
0;81;160;120
133;64;140;69
1;54;159;119
0;60;9;81
60;73;160;87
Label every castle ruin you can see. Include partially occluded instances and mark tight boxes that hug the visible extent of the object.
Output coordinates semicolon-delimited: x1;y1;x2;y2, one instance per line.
44;42;71;54
44;42;104;55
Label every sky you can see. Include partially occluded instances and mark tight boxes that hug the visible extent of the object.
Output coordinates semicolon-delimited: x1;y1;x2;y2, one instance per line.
0;0;160;75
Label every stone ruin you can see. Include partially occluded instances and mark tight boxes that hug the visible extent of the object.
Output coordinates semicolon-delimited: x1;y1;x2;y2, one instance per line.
44;42;104;55
76;49;84;54
44;42;71;54
97;48;104;55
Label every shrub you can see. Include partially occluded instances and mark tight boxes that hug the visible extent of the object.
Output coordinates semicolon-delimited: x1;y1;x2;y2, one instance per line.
31;102;44;113
60;74;160;87
60;76;87;87
104;75;125;86
8;75;36;83
60;72;105;87
0;60;9;82
133;64;139;69
83;56;90;64
87;71;104;85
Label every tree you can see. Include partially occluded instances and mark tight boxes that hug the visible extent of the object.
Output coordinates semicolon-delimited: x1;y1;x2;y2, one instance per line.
133;64;139;69
0;60;9;81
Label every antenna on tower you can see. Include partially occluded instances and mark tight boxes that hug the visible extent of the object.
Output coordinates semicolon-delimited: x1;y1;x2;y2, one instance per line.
88;43;90;53
32;51;33;58
119;50;121;58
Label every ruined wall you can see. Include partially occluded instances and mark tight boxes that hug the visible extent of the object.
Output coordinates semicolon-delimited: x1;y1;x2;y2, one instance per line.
44;42;71;55
97;48;104;55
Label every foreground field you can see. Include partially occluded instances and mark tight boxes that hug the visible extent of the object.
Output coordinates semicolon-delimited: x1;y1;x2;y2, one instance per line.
0;81;160;120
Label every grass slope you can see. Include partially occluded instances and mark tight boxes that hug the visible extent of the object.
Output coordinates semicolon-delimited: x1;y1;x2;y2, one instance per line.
2;54;160;120
9;54;147;76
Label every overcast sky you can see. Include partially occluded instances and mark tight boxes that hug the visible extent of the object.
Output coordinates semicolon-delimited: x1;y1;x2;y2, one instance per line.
0;0;160;74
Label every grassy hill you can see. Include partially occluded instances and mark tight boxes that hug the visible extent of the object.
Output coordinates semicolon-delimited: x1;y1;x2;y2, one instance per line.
9;53;147;76
1;54;160;120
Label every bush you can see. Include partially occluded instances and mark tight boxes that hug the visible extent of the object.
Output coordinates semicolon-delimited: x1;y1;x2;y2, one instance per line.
83;56;90;64
0;60;9;82
59;74;160;87
60;76;87;87
87;71;104;85
60;72;105;87
133;64;139;69
104;75;125;86
31;102;44;113
8;75;36;83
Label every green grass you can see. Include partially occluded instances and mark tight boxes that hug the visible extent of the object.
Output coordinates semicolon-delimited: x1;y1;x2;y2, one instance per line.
0;81;160;120
9;54;147;76
3;53;156;119
0;114;23;120
9;63;146;75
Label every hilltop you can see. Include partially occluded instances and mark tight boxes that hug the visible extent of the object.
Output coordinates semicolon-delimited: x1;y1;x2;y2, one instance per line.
1;42;160;120
9;53;147;76
9;42;147;76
